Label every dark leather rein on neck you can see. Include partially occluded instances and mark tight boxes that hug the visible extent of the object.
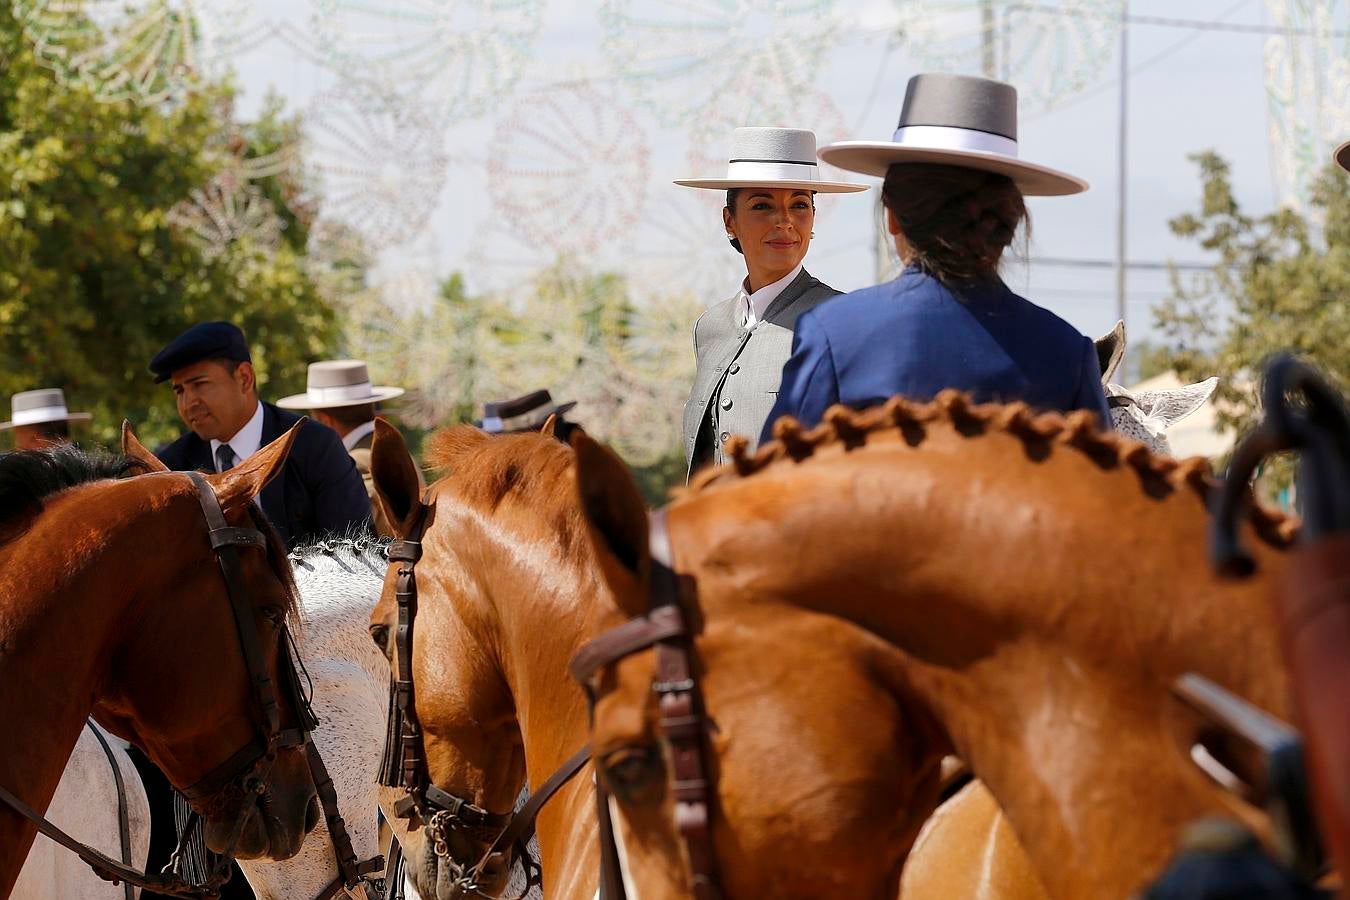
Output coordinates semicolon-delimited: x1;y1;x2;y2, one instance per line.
0;472;318;898
378;493;591;899
568;508;722;900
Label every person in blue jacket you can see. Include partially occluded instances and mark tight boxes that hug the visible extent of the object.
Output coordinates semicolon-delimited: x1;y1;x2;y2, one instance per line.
763;73;1111;443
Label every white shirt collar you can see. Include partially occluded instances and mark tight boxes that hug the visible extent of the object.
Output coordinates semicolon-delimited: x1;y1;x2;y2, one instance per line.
210;400;264;469
341;419;376;452
739;264;803;328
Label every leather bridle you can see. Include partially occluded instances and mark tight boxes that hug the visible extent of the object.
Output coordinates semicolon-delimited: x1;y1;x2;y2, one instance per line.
0;471;320;897
568;508;722;900
377;492;591;899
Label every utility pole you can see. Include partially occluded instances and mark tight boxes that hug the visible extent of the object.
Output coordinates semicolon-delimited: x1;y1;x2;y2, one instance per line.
1115;0;1130;330
982;0;997;76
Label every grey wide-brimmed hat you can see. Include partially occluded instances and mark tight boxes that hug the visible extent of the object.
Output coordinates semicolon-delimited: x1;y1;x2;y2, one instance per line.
276;360;405;410
1336;140;1350;171
676;127;868;193
478;390;576;434
818;73;1088;197
0;388;92;430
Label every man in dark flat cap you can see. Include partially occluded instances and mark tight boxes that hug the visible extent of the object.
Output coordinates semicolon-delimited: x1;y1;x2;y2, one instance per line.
150;321;371;548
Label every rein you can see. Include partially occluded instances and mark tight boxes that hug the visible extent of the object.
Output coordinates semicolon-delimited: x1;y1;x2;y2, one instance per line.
568;509;722;900
377;493;590;899
0;472;316;897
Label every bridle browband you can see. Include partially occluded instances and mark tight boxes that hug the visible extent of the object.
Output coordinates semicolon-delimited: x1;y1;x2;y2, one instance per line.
0;471;322;897
568;508;722;900
377;492;591;899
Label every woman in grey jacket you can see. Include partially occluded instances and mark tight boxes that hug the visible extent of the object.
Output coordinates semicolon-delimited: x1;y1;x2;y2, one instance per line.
677;126;866;479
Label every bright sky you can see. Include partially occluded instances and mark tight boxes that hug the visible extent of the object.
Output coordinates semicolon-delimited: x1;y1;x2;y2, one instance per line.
212;0;1344;362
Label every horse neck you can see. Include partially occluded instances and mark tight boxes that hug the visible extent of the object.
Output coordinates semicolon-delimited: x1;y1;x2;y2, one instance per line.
674;433;1293;898
0;479;189;888
460;503;603;895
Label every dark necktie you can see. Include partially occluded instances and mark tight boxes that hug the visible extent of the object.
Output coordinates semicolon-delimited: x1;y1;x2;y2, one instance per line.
215;444;236;473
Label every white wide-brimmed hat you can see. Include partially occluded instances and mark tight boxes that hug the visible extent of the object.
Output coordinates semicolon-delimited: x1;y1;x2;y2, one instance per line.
0;388;92;430
276;360;405;410
819;73;1088;197
675;127;868;193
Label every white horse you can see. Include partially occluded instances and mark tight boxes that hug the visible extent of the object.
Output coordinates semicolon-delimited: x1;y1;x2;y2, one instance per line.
14;537;416;900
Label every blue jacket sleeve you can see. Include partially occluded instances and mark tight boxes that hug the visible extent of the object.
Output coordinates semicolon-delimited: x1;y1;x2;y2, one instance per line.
760;310;840;444
1072;336;1114;429
302;422;373;537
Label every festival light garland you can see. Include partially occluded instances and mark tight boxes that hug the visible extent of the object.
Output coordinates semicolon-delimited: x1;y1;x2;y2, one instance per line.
892;0;1121;111
305;82;450;252
487;82;651;254
166;169;286;259
599;0;839;129
1263;0;1350;210
309;0;544;124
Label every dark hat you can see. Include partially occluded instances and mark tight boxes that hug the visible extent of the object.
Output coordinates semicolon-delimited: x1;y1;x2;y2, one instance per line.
1336;140;1350;172
149;321;252;383
818;73;1088;196
478;390;577;434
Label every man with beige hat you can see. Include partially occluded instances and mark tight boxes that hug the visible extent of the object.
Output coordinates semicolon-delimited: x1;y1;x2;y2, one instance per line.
1;388;91;449
278;359;423;536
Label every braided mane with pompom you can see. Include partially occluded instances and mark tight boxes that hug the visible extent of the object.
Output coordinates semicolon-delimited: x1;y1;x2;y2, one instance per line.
686;390;1297;549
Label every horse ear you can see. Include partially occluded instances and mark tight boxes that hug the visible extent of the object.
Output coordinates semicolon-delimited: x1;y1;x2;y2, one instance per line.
572;431;650;618
540;413;557;438
121;421;168;473
371;417;424;537
212;420;302;512
1136;377;1220;427
1095;320;1126;385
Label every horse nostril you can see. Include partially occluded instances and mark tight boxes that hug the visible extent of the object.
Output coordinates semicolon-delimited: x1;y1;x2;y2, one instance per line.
305;795;321;833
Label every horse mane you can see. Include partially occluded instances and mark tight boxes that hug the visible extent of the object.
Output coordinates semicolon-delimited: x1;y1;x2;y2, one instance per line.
0;445;137;538
289;532;391;569
423;425;586;553
687;391;1298;550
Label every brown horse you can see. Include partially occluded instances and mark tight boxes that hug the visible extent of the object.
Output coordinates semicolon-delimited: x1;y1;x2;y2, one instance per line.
367;420;602;899
0;428;319;898
572;393;1297;900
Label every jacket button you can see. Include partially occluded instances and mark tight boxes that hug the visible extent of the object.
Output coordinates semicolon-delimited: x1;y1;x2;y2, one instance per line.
729;363;740;375
720;432;729;443
720;398;733;410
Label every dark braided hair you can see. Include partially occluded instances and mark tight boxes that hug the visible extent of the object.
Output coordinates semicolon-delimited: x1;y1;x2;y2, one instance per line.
881;163;1029;288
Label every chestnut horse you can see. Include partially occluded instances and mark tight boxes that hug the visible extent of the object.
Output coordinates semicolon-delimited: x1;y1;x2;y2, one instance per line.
0;428;319;898
572;393;1296;900
369;420;1043;900
367;420;593;900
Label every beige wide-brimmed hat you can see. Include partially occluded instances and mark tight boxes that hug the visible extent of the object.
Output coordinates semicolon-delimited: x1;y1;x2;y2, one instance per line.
276;360;405;410
819;73;1088;197
675;127;868;193
0;388;92;430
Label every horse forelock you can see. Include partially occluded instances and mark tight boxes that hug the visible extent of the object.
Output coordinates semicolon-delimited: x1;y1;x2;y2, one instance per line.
425;427;589;560
687;391;1298;551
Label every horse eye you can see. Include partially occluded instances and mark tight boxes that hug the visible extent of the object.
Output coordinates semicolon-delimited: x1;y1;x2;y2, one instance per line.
369;623;390;654
600;745;665;803
260;606;285;628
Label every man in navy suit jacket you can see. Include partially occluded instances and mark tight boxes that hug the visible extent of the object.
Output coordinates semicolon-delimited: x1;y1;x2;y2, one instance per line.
150;322;371;549
762;268;1111;443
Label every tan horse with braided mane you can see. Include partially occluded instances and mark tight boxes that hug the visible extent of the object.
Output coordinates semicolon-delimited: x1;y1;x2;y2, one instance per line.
572;392;1296;900
369;419;1051;900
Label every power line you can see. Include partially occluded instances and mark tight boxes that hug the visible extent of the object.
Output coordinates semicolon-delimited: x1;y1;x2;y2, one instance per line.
1031;256;1224;272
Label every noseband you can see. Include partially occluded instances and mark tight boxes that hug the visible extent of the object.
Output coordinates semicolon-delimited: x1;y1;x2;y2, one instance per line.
0;471;319;897
568;509;722;900
378;493;591;899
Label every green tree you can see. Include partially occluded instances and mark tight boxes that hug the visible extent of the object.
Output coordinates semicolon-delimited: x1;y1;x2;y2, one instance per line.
0;7;338;449
1155;152;1350;482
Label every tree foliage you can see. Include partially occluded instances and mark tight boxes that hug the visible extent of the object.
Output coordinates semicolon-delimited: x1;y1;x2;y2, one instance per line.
1156;152;1350;446
0;7;337;448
